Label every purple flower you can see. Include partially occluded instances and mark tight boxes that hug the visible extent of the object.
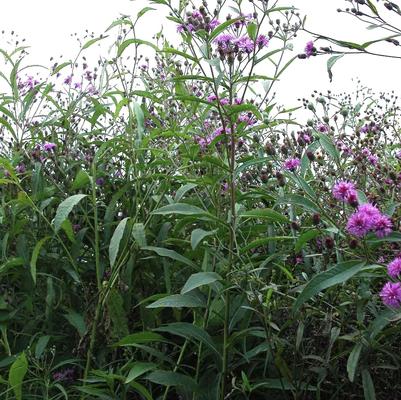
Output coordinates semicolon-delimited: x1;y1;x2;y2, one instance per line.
305;41;315;58
387;257;401;278
73;82;82;89
380;281;401;308
53;368;76;383
43;142;56;152
283;158;301;172
316;123;329;133
358;203;380;218
396;150;401;159
361;148;371;157
16;164;26;174
209;19;220;30
235;36;254;53
207;94;217;102
214;34;235;49
332;181;357;202
219;98;229;106
64;75;72;85
238;113;255;126
256;35;269;48
346;211;372;237
96;177;105;186
368;154;379;166
374;214;392;238
192;10;202;18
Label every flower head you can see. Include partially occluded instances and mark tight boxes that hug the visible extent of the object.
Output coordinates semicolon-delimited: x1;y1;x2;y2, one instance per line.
332;181;357;202
346;211;372;237
380;281;401;308
43;142;56;152
374;214;392;238
283;158;301;172
387;257;401;278
305;41;315;57
256;35;269;48
235;36;254;53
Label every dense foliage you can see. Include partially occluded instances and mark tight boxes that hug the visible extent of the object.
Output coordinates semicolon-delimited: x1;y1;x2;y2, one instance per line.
1;0;401;399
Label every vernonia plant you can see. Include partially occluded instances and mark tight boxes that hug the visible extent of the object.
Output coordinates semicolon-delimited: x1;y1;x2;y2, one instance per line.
0;0;401;399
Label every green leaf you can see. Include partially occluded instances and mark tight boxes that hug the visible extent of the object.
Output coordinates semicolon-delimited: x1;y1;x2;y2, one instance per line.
190;229;217;250
327;54;344;82
362;369;376;400
109;217;130;268
51;61;72;76
278;194;320;214
174;183;198;202
366;0;378;15
146;370;199;391
30;236;51;284
9;352;28;400
318;132;340;163
132;223;147;247
142;246;197;268
82;35;108;50
71;170;90;191
133;102;145;141
239;208;289;224
295;230;320;253
117;39;158;57
162;47;197;63
35;336;50;359
137;6;156;18
347;342;362;382
293;260;365;312
116;332;165;346
125;362;156;383
209;17;244;41
181;272;222;294
247;22;257;40
147;293;205;308
54;194;87;233
152;203;206;216
155;322;220;357
128;381;153;400
64;311;87;337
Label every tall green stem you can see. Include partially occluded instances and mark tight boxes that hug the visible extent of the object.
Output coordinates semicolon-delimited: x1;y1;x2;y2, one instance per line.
82;163;103;394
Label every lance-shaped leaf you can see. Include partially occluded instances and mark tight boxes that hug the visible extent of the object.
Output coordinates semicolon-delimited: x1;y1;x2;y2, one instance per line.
54;194;87;232
293;260;365;312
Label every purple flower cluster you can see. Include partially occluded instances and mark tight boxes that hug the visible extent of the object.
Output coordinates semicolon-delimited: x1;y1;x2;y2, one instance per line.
214;33;269;62
361;147;379;166
316;122;329;133
43;142;57;152
53;368;76;383
18;75;40;94
332;181;357;204
283;158;301;172
238;113;256;126
380;282;401;308
177;9;220;33
305;41;316;58
387;257;401;278
346;203;392;238
195;126;231;149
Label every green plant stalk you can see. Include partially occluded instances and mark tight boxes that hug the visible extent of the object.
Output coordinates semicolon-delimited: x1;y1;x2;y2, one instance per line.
162;339;189;400
221;72;237;398
82;163;103;394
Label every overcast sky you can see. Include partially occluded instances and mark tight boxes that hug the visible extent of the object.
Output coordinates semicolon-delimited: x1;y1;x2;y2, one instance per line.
1;0;400;106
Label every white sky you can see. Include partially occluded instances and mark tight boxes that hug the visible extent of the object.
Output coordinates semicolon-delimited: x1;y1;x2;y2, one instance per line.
1;0;400;106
